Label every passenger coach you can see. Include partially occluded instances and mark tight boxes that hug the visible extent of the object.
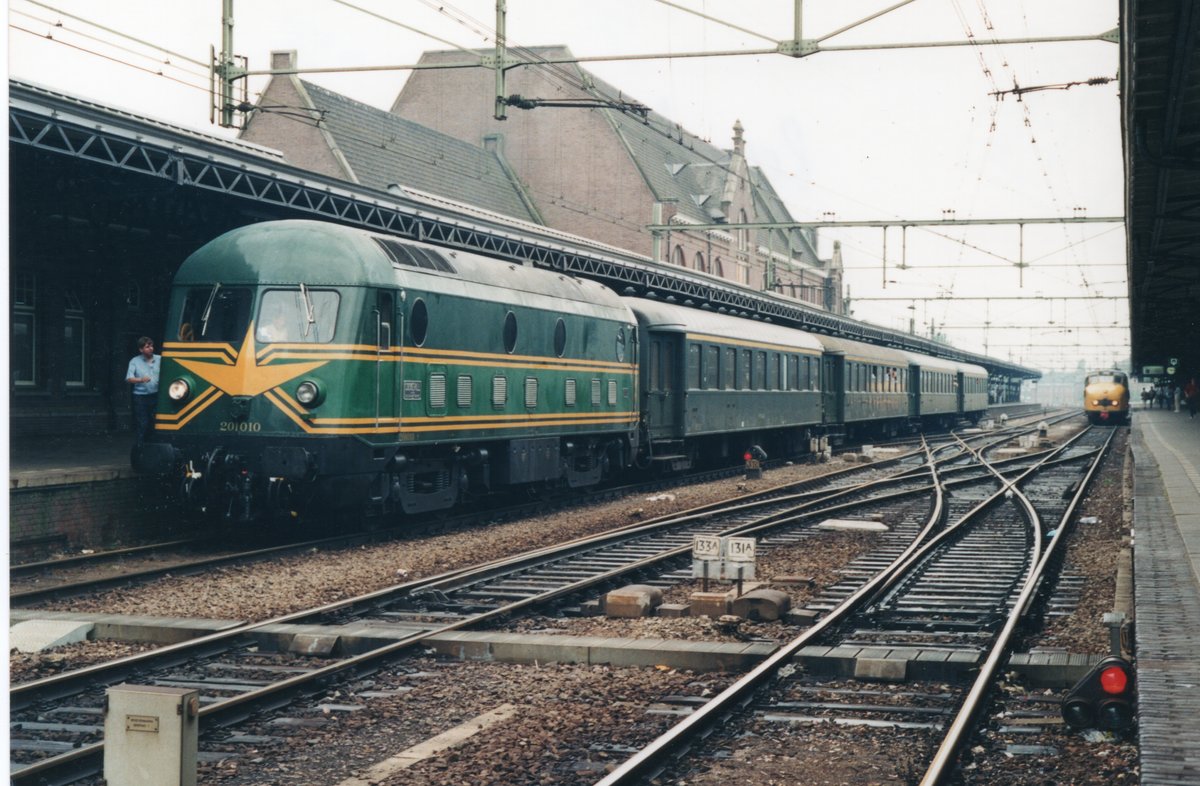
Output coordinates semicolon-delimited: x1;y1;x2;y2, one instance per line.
627;299;824;471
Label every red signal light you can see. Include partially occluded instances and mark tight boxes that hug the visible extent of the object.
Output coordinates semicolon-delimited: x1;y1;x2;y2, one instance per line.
743;451;753;462
1100;665;1128;694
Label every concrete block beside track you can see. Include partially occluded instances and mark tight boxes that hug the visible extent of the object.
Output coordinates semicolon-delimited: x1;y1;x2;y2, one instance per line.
9;619;94;653
8;610;243;645
730;589;791;621
605;585;664;618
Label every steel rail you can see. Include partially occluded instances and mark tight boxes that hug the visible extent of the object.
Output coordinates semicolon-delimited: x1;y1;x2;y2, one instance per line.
594;438;946;785
919;427;1114;785
596;425;1099;785
6;448;950;784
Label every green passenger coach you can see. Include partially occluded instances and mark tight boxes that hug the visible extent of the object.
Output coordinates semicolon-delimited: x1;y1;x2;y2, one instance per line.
138;220;639;520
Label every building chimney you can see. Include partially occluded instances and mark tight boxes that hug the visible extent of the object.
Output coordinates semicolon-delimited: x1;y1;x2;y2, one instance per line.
271;50;298;71
732;119;745;156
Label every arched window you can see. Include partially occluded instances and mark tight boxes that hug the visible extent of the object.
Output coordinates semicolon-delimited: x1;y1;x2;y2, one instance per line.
693;252;706;272
714;258;724;278
672;245;685;267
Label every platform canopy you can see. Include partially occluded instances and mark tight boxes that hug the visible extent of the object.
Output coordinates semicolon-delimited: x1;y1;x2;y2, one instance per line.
1122;0;1200;380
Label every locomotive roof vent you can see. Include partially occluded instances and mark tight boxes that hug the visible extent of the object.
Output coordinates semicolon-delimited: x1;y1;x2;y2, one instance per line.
373;237;457;275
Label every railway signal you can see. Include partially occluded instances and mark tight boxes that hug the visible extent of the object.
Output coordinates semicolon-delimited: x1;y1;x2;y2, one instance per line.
1061;655;1136;731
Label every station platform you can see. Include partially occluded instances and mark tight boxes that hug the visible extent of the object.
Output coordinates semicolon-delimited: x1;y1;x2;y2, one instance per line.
7;432;177;561
1129;407;1200;785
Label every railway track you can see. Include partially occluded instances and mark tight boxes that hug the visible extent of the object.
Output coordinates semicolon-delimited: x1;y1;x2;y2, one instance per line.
10;416;1085;784
594;425;1115;785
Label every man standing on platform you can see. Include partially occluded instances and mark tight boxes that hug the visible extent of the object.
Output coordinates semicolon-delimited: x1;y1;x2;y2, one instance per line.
1185;377;1198;419
125;336;160;445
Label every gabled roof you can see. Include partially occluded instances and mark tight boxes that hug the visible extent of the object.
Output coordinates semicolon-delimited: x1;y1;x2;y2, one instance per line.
298;80;539;224
559;51;818;264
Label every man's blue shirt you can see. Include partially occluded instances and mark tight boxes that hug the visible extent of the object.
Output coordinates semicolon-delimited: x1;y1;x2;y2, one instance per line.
126;354;161;395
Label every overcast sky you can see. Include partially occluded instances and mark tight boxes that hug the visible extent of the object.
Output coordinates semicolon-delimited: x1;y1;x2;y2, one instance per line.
8;0;1126;372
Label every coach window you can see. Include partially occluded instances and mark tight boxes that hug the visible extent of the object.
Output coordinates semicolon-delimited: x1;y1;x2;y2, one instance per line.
12;272;36;387
738;349;751;390
722;347;735;390
410;298;429;346
554;318;566;357
63;290;86;388
503;311;518;354
687;343;701;389
704;345;719;389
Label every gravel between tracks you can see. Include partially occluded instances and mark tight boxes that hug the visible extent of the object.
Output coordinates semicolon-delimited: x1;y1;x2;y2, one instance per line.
12;456;858;683
12;420;1139;786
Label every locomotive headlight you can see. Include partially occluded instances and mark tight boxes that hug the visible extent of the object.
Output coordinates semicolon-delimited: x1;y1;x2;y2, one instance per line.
168;378;191;402
296;380;323;407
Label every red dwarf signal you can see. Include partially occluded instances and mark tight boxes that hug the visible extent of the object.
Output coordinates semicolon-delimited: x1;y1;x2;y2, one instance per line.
1062;656;1136;731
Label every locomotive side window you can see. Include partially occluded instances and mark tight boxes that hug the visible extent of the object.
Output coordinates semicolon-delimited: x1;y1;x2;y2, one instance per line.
503;311;518;354
565;378;577;406
456;375;472;408
608;380;618;405
256;288;338;343
525;377;538;409
592;378;602;406
616;328;626;362
180;286;252;343
491;376;508;408
410;299;429;347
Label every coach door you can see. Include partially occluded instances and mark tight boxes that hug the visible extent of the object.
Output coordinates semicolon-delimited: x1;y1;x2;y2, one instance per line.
646;336;678;437
374;291;395;429
822;353;844;425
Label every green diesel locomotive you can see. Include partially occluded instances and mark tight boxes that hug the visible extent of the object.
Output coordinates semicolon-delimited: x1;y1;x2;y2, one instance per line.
138;220;638;520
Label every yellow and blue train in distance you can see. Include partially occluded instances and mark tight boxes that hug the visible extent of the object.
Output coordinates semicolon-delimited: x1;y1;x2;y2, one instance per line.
135;219;991;525
1083;369;1131;425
